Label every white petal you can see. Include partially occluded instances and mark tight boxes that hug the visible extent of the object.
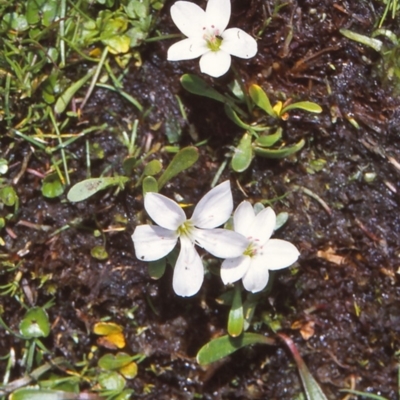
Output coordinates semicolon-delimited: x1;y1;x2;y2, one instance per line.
221;28;258;59
190;180;233;229
248;207;276;245
199;50;231;78
172;237;204;297
132;225;178;261
171;1;206;38
167;38;208;61
242;257;270;293
145;193;186;230
205;0;231;32
233;201;255;237
193;228;248;258
261;239;300;270
220;255;251;285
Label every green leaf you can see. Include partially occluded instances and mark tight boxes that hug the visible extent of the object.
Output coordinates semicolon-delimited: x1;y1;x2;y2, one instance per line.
180;74;226;103
54;68;95;114
254;139;305;159
282;101;322;114
224;105;253;130
231;133;253;173
249;84;276;117
278;333;328;400
2;13;29;31
275;212;289;230
98;371;126;391
90;246;108;260
42;174;65;198
142;176;158;195
196;333;275;365
0;186;18;206
340;28;383;52
340;389;389;400
144;160;162;177
227;285;244;337
0;158;8;174
10;388;78;400
255;128;282;147
67;176;129;202
19;307;51;338
98;353;133;370
157;146;199;190
148;258;166;279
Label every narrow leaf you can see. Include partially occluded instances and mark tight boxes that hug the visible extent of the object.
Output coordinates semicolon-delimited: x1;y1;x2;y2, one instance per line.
340;29;383;52
197;333;275;365
282;101;322;114
157;146;198;190
180;74;226;103
54;68;95;114
254;128;282;147
249;84;275;117
227;285;244;337
254;139;305;159
278;333;328;400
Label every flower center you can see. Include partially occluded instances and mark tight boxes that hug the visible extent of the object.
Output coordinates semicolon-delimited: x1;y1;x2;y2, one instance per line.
203;26;223;52
243;242;257;258
177;220;194;239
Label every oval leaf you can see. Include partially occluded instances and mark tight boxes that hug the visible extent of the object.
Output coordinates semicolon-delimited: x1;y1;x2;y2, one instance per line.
144;159;162;177
93;322;123;335
19;307;51;338
98;353;133;370
67;176;129;202
254;139;305;159
148;258;166;279
231;133;253;172
42;174;64;198
98;371;125;391
196;333;275;365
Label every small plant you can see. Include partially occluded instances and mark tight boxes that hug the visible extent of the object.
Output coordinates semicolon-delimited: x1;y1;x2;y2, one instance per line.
180;74;322;172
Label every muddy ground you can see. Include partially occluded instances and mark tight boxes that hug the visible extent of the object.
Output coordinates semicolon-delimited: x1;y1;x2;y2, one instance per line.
1;0;400;399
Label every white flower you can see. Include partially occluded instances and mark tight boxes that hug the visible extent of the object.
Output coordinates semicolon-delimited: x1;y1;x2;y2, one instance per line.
220;201;300;293
132;181;248;297
167;0;258;78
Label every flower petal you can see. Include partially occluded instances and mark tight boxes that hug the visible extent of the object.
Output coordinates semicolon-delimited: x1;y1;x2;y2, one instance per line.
191;180;233;229
248;206;276;245
170;1;206;38
220;255;251;285
233;201;256;237
261;239;300;270
242;257;270;293
205;0;231;32
145;193;186;230
221;28;258;59
132;225;178;261
194;228;248;258
199;50;231;78
173;237;204;297
167;38;208;61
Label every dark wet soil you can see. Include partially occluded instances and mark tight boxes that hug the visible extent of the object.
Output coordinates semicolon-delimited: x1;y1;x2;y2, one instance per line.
1;0;400;399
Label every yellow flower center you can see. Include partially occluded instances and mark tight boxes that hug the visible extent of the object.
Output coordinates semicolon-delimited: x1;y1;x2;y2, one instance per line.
203;26;223;52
